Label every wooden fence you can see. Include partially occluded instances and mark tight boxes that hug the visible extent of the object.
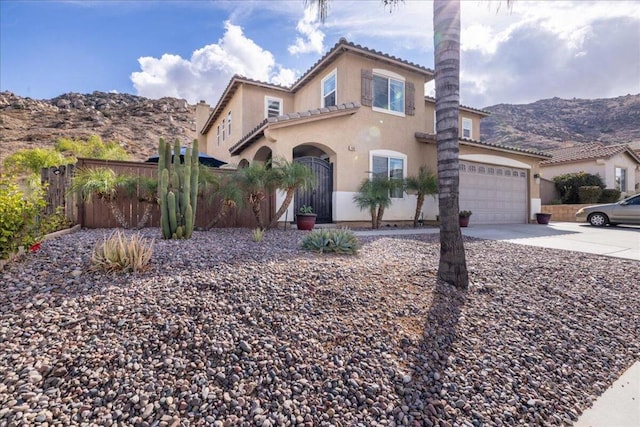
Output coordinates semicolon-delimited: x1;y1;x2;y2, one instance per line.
43;158;274;229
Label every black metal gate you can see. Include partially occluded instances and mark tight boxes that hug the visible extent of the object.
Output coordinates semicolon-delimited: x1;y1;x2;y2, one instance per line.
294;156;333;223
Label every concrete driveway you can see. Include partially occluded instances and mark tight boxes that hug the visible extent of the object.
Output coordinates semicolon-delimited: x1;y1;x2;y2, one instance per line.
461;222;640;261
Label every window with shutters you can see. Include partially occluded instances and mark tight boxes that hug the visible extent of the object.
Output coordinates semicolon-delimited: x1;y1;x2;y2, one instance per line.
362;69;410;117
265;96;283;118
322;70;336;108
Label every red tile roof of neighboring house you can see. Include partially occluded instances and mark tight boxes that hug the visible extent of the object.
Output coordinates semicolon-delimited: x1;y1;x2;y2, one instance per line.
540;142;640;165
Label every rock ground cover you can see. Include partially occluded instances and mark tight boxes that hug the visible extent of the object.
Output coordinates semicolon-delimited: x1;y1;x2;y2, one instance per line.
0;229;638;426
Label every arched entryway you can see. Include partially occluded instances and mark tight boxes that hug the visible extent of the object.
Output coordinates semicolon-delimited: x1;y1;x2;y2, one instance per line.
293;144;334;224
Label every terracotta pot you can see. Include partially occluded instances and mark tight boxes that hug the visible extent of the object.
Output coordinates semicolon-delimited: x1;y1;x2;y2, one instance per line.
296;213;317;231
536;213;552;225
459;215;471;227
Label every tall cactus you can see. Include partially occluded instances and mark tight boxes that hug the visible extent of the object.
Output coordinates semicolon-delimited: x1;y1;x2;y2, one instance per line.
157;138;199;239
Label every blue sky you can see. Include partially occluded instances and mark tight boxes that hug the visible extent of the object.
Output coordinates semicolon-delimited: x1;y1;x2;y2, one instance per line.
1;0;639;108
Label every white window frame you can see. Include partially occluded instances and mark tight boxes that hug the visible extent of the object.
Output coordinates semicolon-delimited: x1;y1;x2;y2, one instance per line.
369;149;407;199
462;117;473;139
371;69;405;117
265;96;283;119
433;111;437;133
615;167;627;192
321;69;337;108
227;111;232;137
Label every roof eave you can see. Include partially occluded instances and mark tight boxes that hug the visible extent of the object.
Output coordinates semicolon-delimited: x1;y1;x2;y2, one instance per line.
414;132;552;159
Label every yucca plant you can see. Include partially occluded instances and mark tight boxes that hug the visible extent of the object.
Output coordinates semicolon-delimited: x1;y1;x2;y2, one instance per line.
91;230;154;273
252;227;265;243
301;228;359;254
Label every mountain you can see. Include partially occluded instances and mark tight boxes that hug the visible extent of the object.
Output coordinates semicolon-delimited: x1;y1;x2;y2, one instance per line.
0;91;196;163
480;94;640;152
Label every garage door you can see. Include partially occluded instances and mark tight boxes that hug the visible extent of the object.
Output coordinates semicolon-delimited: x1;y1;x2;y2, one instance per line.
459;161;528;224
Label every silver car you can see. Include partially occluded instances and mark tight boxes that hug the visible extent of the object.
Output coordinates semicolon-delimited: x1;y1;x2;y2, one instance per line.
576;194;640;226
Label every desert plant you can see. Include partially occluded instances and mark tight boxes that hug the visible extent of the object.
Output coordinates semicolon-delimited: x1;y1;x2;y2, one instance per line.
459;210;472;218
202;173;244;230
55;135;129;161
252;227;265;243
299;205;314;214
267;158;316;229
158;138;199;239
578;186;602;203
599;188;622;203
234;161;279;230
67;167;135;228
405;165;438;227
3;148;71;176
91;230;153;273
0;175;46;259
554;172;604;204
353;176;398;229
301;228;359;254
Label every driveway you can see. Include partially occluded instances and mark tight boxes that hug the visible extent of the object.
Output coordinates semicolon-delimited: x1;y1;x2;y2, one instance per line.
461;222;640;261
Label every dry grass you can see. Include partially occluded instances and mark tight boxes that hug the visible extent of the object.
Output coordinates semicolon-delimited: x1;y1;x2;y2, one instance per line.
91;230;153;273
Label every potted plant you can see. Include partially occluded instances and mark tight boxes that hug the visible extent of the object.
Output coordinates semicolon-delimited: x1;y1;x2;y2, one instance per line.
296;205;317;231
459;210;472;227
535;212;552;224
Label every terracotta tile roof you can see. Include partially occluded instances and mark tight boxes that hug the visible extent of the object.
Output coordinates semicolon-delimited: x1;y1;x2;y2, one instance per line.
291;38;433;92
230;102;361;155
414;132;551;159
424;96;490;116
540;142;640;165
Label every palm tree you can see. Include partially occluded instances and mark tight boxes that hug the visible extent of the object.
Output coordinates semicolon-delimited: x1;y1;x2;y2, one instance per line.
307;0;479;288
68;167;134;228
405;165;438;227
268;158;317;229
235;162;278;230
353;176;396;229
202;174;244;229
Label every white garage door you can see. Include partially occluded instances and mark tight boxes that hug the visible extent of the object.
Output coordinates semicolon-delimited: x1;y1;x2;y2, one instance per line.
459;161;528;224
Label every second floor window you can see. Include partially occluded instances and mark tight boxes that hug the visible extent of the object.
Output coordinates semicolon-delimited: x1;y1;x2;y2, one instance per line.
462;118;473;139
222;118;226;141
322;71;336;107
216;126;220;146
227;111;232;136
265;96;283;118
373;72;404;114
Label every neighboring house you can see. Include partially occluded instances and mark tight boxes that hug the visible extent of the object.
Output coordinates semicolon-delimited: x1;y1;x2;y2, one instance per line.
541;142;640;197
195;38;550;225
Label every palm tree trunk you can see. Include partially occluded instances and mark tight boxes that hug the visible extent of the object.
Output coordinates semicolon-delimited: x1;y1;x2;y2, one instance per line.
370;208;377;229
413;194;425;227
376;205;385;229
205;202;232;230
434;0;468;289
136;204;153;229
107;201;129;229
268;189;295;229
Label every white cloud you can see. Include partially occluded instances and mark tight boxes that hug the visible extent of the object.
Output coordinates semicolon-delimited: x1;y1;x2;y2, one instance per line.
130;21;296;104
288;4;325;55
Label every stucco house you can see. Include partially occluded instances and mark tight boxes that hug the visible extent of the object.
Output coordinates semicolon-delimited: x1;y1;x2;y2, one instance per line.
540;142;640;197
195;38;550;225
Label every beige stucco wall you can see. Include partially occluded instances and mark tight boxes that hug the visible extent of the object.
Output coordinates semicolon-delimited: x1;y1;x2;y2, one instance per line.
541;152;639;196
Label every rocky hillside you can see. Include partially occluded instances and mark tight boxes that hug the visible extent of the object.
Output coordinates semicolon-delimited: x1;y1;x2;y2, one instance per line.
0;91;196;162
481;94;640;151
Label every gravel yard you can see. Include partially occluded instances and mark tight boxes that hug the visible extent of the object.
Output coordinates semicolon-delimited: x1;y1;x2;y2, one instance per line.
0;228;638;426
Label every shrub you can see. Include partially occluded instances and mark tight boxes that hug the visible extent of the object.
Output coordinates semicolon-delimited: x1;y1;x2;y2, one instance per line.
578;186;602;203
301;228;360;254
599;189;621;203
91;230;153;273
553;172;604;204
252;227;265;243
548;199;562;205
0;175;45;259
38;207;73;235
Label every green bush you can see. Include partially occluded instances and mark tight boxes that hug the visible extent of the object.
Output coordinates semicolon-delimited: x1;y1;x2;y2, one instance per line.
554;172;604;204
578;186;602;203
599;189;621;203
301;228;360;254
0;175;45;259
38;207;73;235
